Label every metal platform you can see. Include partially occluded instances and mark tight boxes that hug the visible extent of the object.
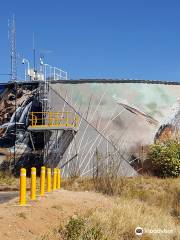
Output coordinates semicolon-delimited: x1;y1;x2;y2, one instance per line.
29;111;79;131
28;125;77;131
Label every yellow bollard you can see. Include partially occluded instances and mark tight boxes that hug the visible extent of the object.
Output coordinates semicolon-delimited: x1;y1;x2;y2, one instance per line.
57;168;61;189
40;166;46;196
52;168;57;191
19;168;26;205
30;167;36;200
47;168;51;192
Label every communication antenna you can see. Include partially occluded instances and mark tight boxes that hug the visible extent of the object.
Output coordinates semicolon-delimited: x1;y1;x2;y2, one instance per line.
8;15;17;81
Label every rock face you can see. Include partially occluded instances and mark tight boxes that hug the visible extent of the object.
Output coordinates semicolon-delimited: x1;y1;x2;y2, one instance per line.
0;82;44;172
155;99;180;141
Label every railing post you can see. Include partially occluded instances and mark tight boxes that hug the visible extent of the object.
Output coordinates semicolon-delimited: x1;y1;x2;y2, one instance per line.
66;112;69;127
47;168;51;192
55;113;58;126
19;168;26;205
52;168;57;191
49;112;53;126
30;167;36;200
40;166;46;196
75;114;79;128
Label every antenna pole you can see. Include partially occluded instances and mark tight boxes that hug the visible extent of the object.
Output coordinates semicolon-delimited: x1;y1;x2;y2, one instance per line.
9;15;17;170
33;32;36;71
9;14;17;81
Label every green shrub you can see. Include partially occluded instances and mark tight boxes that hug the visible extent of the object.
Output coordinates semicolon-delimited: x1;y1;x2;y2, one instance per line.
65;217;85;240
148;140;180;177
64;217;104;240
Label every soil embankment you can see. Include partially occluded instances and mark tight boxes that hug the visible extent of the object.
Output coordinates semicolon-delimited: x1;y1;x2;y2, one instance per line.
0;189;111;240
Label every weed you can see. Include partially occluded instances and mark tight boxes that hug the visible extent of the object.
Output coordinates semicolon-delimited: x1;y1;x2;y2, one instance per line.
51;205;63;211
17;212;26;219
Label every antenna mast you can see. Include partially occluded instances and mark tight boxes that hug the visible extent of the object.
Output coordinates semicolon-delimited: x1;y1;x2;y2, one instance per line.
9;15;17;81
33;32;36;71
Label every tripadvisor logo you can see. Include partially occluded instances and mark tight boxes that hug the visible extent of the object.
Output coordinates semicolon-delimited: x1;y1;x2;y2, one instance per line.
135;227;143;236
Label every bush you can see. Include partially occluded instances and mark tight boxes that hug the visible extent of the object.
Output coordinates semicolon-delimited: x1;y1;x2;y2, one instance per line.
148;140;180;177
65;217;85;240
64;217;104;240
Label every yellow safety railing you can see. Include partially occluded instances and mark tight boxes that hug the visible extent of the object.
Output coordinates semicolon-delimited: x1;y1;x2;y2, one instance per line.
30;111;79;128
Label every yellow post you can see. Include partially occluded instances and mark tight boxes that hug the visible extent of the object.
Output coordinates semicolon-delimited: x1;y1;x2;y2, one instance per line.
57;168;61;189
30;167;36;200
19;168;26;205
66;112;69;127
52;168;57;191
47;168;51;192
40;166;46;196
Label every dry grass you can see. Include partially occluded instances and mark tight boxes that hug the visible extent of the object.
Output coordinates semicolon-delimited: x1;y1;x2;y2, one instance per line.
0;170;40;190
62;176;180;222
39;191;180;240
61;177;94;192
84;197;179;240
41;176;180;240
1;170;179;239
0;170;19;188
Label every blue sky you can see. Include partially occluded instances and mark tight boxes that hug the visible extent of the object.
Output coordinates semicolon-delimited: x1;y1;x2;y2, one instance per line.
0;0;180;81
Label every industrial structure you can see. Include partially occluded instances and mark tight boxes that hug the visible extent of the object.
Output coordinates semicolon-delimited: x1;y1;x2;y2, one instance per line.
1;25;180;177
0;17;179;177
0;75;180;177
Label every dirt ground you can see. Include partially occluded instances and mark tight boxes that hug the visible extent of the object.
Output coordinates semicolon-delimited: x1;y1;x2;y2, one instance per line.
0;189;111;240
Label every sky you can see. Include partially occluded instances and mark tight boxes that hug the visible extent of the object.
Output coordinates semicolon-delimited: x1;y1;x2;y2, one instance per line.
0;0;180;82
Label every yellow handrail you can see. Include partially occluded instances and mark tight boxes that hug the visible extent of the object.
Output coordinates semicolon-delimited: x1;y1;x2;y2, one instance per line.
30;112;79;128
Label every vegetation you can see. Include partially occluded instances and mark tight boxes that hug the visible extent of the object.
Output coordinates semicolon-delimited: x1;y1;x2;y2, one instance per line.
61;217;104;240
0;170;40;190
0;147;179;240
60;199;178;240
148;140;180;177
38;176;180;240
0;170;19;188
0;170;179;239
62;176;180;219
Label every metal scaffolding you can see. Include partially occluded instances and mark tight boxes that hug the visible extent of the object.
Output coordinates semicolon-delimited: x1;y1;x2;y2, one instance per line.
28;66;72;167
